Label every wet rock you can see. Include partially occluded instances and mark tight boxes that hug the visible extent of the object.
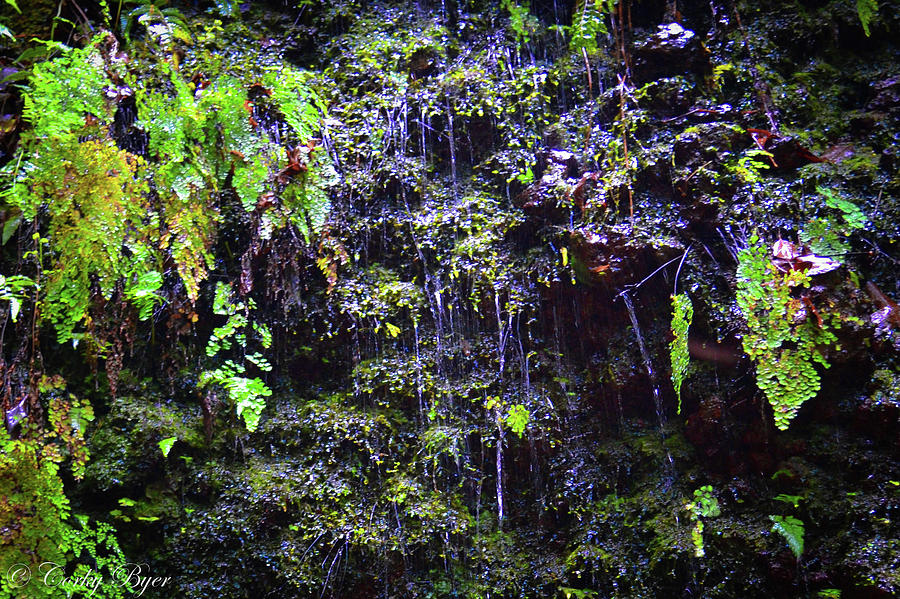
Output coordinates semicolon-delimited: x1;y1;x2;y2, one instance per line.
636;76;696;117
867;76;900;112
568;226;682;288
633;23;709;84
514;149;580;220
407;48;438;80
673;122;746;168
764;135;825;170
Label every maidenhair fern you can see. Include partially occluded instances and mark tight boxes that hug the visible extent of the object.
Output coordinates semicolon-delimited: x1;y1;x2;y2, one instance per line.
669;293;692;415
736;234;838;430
200;283;273;432
686;485;720;557
800;187;866;262
4;32;334;341
20;42;110;142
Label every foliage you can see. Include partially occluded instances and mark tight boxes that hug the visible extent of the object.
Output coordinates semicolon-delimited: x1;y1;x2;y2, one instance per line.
505;403;530;437
501;0;540;45
560;588;599;599
200;283;273;432
0;384;129;598
736;234;837;430
770;515;805;560
0;274;35;322
17;43;110;143
23;139;152;342
856;0;879;36
2;28;332;344
800;186;866;261
158;436;176;457
685;485;720;557
669;293;692;415
119;0;191;44
568;0;610;55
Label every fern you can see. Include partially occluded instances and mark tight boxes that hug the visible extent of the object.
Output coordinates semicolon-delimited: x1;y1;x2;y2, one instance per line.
0;274;35;322
0;390;129;598
281;151;337;243
736;235;837;430
501;0;539;44
201;283;272;432
856;0;879;36
670;293;692;414
569;0;609;55
262;67;325;142
770;515;804;559
818;186;866;231
504;404;530;438
21;43;109;143
27;140;152;342
800;188;865;262
124;270;164;321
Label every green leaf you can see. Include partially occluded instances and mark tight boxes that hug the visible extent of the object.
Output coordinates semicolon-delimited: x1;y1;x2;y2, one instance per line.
2;212;21;244
856;0;878;36
505;404;530;438
158;436;177;458
4;0;21;13
773;494;803;509
670;293;693;414
770;515;805;559
693;485;721;518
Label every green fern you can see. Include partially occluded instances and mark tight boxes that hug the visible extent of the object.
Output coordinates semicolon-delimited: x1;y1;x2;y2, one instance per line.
0;397;130;598
262;68;325;142
818;186;866;231
770;515;805;559
736;235;837;430
569;0;609;55
201;283;273;432
20;43;109;143
856;0;879;36
501;0;540;45
800;187;865;264
0;274;35;322
505;404;530;438
670;293;693;414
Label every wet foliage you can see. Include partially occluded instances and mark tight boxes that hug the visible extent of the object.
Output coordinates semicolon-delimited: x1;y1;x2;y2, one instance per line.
0;0;898;597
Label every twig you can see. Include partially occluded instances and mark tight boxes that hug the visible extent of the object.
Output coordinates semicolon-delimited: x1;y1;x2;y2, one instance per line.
615;253;686;300
673;246;692;295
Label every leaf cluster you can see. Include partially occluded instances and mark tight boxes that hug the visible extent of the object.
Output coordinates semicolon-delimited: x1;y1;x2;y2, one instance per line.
736;234;838;430
669;293;692;414
200;282;273;432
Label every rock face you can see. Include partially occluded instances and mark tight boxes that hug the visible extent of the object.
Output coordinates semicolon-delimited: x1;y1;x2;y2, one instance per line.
514;149;579;220
867;76;900;112
5;1;899;598
633;23;709;84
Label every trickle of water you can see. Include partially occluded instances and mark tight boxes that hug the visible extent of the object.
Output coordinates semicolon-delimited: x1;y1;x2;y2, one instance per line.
621;291;674;468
